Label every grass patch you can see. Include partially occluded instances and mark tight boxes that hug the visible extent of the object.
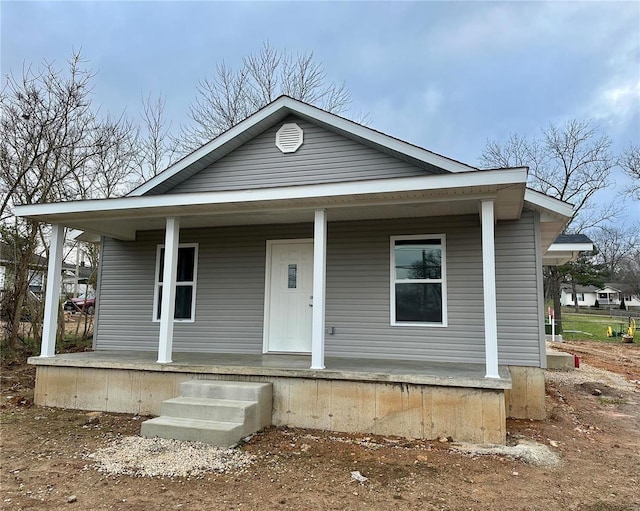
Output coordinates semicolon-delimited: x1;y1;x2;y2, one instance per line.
598;397;627;406
560;313;635;342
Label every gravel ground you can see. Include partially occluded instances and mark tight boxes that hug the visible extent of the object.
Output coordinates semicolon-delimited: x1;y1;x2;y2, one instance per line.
545;361;640;393
450;439;562;468
86;436;255;478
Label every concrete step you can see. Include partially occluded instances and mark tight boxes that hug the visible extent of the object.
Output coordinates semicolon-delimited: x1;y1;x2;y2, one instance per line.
140;380;273;447
180;380;272;403
161;396;256;424
141;416;244;448
547;350;576;370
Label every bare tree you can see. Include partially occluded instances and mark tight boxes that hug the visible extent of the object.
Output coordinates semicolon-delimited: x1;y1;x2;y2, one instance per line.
480;119;616;326
136;93;178;182
178;42;353;152
591;225;638;277
617;247;640;298
620;144;640;200
0;51;137;351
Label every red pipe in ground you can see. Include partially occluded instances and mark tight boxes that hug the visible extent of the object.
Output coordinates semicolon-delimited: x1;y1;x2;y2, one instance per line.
574;355;580;368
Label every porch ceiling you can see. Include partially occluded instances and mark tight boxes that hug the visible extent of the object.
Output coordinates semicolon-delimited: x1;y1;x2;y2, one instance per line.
16;169;528;241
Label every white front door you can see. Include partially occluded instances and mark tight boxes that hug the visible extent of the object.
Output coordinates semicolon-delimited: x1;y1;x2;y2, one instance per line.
265;240;314;352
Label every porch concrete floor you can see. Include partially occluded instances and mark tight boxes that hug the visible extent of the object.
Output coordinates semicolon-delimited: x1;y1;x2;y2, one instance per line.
28;351;511;390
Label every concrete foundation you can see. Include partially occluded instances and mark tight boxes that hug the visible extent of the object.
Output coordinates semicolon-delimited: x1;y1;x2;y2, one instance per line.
30;352;512;444
504;366;546;420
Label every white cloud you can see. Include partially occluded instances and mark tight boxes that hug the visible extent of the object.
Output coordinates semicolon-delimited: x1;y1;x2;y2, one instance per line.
580;34;640;132
422;86;443;114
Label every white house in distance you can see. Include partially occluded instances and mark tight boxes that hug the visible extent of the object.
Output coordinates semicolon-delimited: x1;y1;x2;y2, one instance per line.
16;96;584;445
562;283;640;309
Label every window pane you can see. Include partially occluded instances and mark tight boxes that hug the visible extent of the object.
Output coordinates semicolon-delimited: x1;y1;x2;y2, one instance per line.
177;247;195;282
288;264;297;289
396;283;442;323
158;250;165;282
156;285;193;320
175;285;193;319
159;247;196;282
157;285;163;318
395;240;441;279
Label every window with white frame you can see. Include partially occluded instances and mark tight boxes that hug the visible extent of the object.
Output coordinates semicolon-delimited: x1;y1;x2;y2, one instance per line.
153;243;198;321
391;235;446;326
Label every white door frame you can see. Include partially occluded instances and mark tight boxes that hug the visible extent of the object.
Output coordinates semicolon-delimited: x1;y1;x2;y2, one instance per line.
263;238;314;353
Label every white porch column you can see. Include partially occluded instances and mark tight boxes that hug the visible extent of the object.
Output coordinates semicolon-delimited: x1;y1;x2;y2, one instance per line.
310;209;327;370
157;217;180;364
40;224;65;357
480;200;500;379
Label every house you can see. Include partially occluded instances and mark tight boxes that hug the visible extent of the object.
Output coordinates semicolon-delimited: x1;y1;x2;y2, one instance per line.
15;96;581;444
597;283;640;309
560;284;599;307
0;241;93;297
561;283;640;309
0;241;47;294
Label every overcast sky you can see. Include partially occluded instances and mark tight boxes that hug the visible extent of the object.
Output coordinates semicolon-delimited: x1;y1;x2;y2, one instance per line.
2;1;639;227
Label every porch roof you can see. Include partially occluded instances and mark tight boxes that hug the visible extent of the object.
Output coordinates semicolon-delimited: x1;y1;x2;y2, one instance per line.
28;351;512;390
16;168;532;241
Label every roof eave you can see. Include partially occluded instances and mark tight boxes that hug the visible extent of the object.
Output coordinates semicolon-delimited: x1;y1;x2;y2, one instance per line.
129;96;482;197
15;168;528;240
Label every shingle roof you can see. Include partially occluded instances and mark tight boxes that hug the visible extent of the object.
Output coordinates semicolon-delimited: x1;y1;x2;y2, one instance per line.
554;233;592;244
560;284;599;293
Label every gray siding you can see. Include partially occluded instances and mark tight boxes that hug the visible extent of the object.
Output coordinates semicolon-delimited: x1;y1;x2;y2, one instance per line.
495;210;542;366
166;116;434;194
96;213;541;366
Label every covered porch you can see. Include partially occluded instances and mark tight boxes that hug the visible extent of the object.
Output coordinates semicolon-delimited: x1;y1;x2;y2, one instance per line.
29;350;514;444
16;169;569;379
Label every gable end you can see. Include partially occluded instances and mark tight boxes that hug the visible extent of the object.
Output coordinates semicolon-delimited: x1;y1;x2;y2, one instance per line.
165;116;446;194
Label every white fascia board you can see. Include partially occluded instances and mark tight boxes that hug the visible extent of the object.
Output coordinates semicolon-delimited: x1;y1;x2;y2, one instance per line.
15;168;528;220
129;98;292;196
548;242;593;253
67;229;85;240
524;189;574;220
284;100;479;173
75;232;101;243
130;97;482;197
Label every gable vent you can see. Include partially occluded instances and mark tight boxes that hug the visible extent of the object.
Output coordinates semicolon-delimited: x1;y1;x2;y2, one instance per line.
276;123;303;153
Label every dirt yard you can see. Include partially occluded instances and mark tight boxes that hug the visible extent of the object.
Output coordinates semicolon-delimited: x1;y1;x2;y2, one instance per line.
1;340;639;511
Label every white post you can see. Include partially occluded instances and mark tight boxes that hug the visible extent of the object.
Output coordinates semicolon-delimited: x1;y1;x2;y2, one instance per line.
41;224;65;357
157;217;180;364
480;200;500;379
311;209;327;370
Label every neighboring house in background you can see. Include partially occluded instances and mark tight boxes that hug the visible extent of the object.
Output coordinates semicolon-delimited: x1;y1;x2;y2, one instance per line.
0;241;93;297
597;283;640;308
561;283;640;309
560;284;599;307
61;263;94;298
17;96;584;445
0;241;48;295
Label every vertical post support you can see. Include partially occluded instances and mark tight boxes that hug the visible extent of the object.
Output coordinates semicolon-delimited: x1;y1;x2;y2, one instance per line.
480;200;500;379
157;217;180;364
41;224;65;357
311;209;327;370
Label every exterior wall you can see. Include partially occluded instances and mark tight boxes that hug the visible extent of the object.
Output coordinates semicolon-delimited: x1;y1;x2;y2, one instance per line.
494;211;543;366
166;115;436;194
34;365;506;444
560;289;598;307
96;212;542;367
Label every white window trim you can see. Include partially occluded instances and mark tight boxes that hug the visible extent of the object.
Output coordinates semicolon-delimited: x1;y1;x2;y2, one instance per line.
390;234;447;327
153;243;198;323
